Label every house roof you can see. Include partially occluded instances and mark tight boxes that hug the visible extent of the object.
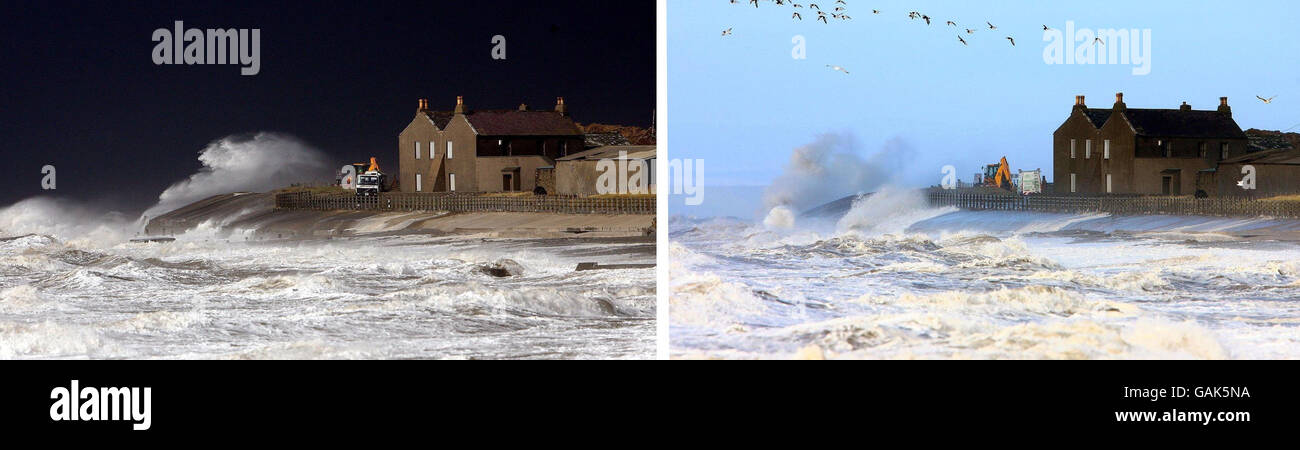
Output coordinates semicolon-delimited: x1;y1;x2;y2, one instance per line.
1221;147;1300;165
1083;109;1113;128
422;110;455;129
584;132;633;148
420;109;582;136
1081;107;1246;139
1246;130;1296;152
557;145;656;161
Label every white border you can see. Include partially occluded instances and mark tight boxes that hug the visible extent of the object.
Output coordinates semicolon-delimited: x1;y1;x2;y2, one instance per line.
655;0;669;360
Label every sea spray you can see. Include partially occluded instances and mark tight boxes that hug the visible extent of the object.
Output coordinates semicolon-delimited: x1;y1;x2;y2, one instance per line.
0;197;133;244
835;187;958;236
141;132;330;222
761;133;911;214
762;205;796;229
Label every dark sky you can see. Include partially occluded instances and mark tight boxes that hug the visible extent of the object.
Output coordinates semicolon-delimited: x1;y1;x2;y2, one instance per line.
0;0;654;212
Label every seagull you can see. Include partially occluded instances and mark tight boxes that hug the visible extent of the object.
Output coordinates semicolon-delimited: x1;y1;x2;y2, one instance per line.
965;28;976;34
817;14;827;23
1094;37;1105;46
987;21;997;30
826;64;849;74
792;12;801;20
958;35;967;46
721;27;733;37
872;9;880;14
1258;95;1277;104
1043;25;1051;31
1006;36;1016;46
947;21;957;27
922;15;932;25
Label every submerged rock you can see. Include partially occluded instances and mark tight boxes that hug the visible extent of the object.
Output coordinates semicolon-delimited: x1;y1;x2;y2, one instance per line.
477;259;525;277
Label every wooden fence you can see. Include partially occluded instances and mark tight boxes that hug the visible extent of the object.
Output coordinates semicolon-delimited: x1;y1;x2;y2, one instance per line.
926;191;1300;219
275;192;655;215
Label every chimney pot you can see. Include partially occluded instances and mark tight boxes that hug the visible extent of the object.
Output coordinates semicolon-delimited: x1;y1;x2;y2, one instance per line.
1220;97;1228;106
1116;92;1124;103
555;96;567;115
1180;101;1191;112
519;103;528;111
454;96;465;114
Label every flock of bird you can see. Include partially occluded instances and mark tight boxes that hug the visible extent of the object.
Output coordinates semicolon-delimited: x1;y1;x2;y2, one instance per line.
724;0;1035;52
721;0;1283;107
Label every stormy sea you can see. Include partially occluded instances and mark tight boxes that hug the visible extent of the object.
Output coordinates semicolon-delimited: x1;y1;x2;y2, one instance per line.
670;188;1300;360
0;134;654;359
0;205;654;359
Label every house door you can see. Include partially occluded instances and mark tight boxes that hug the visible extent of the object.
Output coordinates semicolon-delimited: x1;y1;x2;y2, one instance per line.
502;173;514;191
1161;176;1172;195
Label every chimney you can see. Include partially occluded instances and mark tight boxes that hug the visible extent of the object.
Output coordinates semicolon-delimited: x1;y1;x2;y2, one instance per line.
555;97;567;115
1113;92;1126;111
1073;95;1087;110
1180;101;1191;112
454;96;465;115
518;103;528;111
417;98;428;111
1218;97;1232;117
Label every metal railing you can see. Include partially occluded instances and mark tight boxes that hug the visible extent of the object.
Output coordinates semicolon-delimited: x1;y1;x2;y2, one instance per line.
926;191;1300;218
274;192;655;215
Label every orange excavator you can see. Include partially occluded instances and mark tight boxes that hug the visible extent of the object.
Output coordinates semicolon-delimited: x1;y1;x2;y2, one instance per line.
981;156;1013;190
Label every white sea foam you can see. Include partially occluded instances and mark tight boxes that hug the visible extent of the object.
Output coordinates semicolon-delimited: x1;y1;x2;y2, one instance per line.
670;201;1300;359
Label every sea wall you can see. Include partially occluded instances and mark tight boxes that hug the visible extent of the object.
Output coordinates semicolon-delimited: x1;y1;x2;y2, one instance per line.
275;192;654;215
927;191;1300;218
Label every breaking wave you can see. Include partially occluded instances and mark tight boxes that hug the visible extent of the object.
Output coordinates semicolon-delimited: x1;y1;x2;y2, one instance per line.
141;132;331;221
670;190;1300;360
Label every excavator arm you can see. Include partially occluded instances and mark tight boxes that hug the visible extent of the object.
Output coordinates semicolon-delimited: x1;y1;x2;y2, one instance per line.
994;156;1012;189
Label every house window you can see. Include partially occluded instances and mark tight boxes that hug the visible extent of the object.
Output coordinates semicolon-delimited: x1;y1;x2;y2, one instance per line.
447;141;454;159
1220;142;1229;159
1085;140;1092;159
415;141;421;160
430;141;435;158
561;140;568;156
1167;141;1175;158
1106;174;1112;193
1104;140;1111;159
1199;142;1207;158
1070;173;1077;193
449;173;456;191
1070;139;1077;158
415;173;422;192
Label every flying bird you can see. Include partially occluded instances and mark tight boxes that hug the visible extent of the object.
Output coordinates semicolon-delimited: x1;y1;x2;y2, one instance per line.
1094;37;1105;46
922;15;932;25
792;12;802;20
966;28;975;34
872;9;880;14
987;21;997;30
721;27;733;37
947;21;957;27
826;64;849;74
1258;95;1277;104
1006;36;1015;46
1043;25;1051;31
958;35;967;46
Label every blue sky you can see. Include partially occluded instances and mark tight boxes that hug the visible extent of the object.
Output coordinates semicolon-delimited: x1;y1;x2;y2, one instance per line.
668;0;1300;217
